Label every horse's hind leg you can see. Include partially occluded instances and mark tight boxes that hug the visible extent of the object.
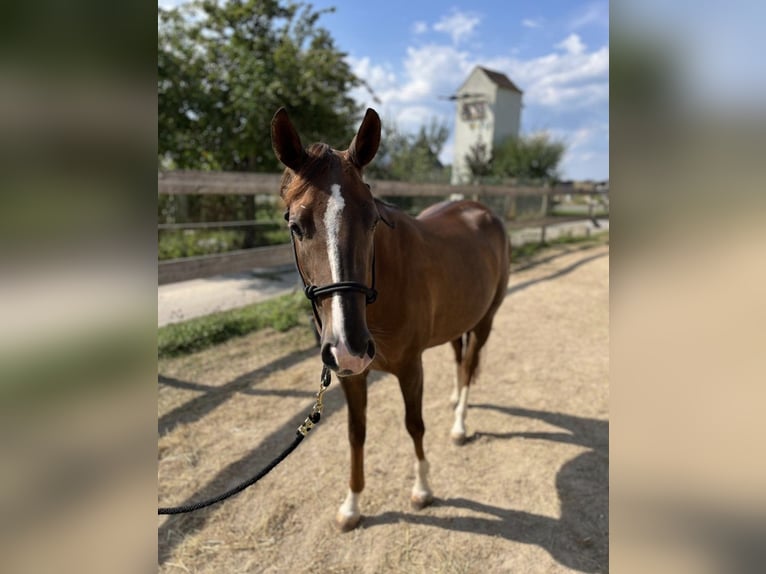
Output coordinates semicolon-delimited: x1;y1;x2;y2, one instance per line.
451;317;494;445
395;356;434;510
449;335;466;407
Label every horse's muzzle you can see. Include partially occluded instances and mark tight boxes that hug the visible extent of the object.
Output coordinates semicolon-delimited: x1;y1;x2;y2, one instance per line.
321;338;375;376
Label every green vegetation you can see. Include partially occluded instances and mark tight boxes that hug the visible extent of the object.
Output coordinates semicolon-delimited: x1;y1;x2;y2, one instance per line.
367;118;451;183
158;193;291;259
158;0;364;256
512;230;609;261
365;118;451;214
159;0;364;172
467;132;567;184
551;207;609;218
158;227;290;260
159;229;245;260
158;290;312;358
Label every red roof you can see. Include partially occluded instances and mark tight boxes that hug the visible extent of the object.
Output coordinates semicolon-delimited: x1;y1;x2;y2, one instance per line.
477;67;523;94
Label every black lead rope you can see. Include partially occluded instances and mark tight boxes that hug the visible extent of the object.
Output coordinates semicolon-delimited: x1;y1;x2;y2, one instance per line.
159;229;378;515
158;367;332;515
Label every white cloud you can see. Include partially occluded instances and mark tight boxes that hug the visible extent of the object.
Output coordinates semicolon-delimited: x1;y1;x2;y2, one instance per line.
397;44;473;102
351;44;472;110
556;33;586;55
484;36;608;108
412;21;428;35
522;18;543;29
349;56;398;92
553;123;608;151
570;2;609;29
396;105;440;129
433;10;481;45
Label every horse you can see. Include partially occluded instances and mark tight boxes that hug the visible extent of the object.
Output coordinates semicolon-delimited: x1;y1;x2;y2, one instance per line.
271;107;510;531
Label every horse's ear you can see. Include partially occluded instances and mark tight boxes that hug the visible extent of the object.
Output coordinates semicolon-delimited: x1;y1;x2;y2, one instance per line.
348;108;381;169
271;108;306;172
374;197;396;229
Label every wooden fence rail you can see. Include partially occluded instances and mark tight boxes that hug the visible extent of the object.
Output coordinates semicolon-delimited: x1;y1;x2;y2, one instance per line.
159;170;606;197
158;171;608;284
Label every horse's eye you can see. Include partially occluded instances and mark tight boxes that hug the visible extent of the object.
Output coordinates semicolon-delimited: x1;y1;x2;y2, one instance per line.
288;222;304;239
283;210;289;222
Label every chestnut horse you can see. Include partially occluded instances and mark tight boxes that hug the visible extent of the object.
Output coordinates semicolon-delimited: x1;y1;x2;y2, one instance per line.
271;108;510;531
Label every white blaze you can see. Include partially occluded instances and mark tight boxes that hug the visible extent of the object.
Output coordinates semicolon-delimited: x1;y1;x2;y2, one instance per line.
324;184;347;344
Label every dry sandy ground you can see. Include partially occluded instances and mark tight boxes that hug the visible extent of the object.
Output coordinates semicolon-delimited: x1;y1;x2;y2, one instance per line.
158;240;609;573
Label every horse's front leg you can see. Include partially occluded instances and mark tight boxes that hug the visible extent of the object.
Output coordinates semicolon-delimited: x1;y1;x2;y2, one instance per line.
396;357;434;510
336;372;368;532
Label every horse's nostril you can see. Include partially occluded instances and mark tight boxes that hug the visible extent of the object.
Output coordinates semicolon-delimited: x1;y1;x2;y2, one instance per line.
321;343;338;370
366;339;375;359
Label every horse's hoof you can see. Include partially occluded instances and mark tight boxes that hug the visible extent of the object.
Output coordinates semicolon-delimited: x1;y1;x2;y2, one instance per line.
335;512;361;532
411;492;434;510
451;432;467;446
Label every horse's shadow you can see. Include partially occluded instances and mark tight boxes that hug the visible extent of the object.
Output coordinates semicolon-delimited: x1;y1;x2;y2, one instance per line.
363;405;609;573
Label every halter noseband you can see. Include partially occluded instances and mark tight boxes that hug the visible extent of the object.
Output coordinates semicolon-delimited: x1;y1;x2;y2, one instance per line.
289;233;378;330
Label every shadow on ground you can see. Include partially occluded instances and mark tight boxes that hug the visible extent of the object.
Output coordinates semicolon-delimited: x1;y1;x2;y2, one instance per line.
508;250;608;298
364;405;609;573
158;345;317;436
157;370;388;565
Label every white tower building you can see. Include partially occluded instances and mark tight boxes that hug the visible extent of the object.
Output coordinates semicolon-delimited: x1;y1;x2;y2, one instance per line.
451;66;523;184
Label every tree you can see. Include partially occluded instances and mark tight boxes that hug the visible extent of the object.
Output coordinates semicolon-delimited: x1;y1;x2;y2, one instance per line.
367;117;450;182
492;133;566;184
158;0;364;172
465;140;493;180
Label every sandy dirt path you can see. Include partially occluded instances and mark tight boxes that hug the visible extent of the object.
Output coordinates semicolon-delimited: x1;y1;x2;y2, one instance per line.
158;240;609;573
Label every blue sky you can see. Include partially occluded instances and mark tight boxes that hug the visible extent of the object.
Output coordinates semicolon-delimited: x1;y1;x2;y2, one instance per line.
160;1;609;180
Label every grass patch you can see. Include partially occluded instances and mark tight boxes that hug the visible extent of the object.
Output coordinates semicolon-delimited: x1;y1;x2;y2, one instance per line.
158;290;312;358
551;208;609;218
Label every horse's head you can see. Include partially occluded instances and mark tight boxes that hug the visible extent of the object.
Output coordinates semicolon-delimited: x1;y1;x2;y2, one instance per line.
271;108;392;376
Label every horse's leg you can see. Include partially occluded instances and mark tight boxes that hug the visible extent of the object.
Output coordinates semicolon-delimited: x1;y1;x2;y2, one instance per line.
396;356;434;510
451;318;494;445
336;372;368;532
449;335;465;407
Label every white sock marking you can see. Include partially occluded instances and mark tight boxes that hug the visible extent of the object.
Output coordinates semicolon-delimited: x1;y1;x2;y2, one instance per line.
451;373;460;406
451;385;470;437
413;459;432;499
338;489;360;518
324;184;347;345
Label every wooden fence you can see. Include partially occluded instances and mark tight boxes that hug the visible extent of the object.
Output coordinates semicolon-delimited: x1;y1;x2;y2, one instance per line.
158;171;608;284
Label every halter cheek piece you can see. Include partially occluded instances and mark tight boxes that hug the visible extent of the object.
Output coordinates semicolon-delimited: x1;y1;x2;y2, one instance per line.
289;231;377;330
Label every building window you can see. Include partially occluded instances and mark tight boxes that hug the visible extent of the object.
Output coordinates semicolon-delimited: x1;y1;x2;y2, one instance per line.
461;101;486;121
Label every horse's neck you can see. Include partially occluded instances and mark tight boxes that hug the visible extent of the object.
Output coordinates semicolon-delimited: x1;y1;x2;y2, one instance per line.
375;207;422;253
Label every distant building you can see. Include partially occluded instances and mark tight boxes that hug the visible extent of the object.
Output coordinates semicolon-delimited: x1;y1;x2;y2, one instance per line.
451;66;523;185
